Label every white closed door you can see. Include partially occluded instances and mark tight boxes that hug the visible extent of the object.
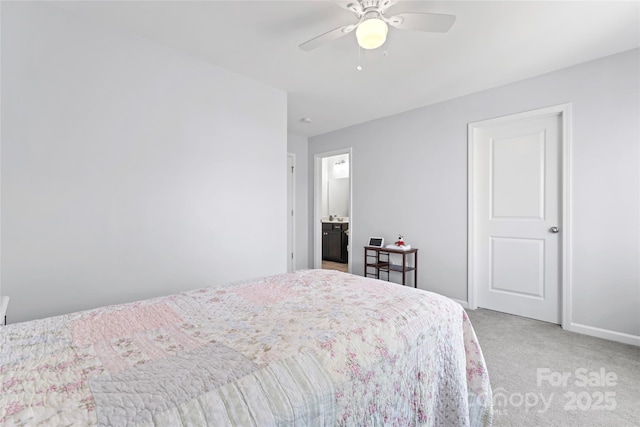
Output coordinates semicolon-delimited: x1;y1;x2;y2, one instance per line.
475;113;562;324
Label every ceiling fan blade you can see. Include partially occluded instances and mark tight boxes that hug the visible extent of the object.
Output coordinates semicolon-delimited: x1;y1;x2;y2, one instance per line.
298;24;357;51
387;12;456;33
379;0;399;14
340;2;363;15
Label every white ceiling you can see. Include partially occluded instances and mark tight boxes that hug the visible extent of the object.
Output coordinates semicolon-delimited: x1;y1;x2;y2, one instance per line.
54;1;640;137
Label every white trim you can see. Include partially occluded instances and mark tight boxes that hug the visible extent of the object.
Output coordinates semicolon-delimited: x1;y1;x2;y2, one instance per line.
0;1;2;304
287;153;296;272
467;124;477;309
1;296;9;326
467;104;573;328
313;148;353;273
560;104;573;331
568;322;640;347
452;298;469;309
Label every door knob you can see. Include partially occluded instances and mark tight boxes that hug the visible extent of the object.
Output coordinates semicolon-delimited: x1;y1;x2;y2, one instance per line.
549;226;560;233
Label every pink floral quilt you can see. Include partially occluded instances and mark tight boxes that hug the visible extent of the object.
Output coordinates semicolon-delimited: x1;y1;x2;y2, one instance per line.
1;269;492;426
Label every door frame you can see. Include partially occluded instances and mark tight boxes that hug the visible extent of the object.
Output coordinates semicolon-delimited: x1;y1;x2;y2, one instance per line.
467;103;573;329
287;153;296;272
314;148;353;272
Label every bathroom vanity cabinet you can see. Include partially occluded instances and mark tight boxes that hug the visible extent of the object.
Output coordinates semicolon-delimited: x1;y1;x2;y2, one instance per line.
322;222;348;263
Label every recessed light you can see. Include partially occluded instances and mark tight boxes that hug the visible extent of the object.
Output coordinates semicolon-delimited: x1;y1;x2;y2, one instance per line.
300;117;312;124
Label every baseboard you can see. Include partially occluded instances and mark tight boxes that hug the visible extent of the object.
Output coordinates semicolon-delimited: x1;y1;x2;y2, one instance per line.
567;322;640;347
452;299;470;309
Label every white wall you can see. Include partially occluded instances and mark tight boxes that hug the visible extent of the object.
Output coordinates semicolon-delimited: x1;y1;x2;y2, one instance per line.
287;134;309;270
2;2;287;323
309;48;640;339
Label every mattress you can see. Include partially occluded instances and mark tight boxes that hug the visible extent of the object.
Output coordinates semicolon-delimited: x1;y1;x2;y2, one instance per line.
0;269;492;426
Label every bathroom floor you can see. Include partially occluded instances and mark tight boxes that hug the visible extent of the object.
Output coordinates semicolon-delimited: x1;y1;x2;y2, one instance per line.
321;260;348;273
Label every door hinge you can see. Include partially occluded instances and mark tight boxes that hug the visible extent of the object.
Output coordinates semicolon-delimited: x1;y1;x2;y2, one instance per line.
291;252;294;259
291;166;294;173
291;209;294;216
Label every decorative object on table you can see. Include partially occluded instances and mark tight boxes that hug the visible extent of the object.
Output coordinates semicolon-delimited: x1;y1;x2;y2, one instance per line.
368;237;384;247
389;234;411;250
386;234;412;267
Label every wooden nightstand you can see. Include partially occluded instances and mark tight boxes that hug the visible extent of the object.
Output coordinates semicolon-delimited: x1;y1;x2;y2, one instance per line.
364;246;418;287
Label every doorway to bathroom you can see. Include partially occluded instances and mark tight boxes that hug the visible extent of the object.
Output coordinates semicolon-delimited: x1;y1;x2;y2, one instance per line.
313;149;352;273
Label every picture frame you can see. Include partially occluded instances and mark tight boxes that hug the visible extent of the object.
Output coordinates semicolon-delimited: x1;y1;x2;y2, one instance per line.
368;237;384;247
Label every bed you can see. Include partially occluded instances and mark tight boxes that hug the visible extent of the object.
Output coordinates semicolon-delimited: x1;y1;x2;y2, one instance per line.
1;269;492;426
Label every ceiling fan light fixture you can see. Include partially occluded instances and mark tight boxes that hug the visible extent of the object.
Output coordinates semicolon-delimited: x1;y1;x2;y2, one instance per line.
356;18;388;50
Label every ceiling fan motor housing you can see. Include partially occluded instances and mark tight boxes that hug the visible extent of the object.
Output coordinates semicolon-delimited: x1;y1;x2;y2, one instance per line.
349;0;393;17
361;0;385;9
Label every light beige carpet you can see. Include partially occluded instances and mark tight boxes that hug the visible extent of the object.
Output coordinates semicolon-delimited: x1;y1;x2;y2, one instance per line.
466;308;640;427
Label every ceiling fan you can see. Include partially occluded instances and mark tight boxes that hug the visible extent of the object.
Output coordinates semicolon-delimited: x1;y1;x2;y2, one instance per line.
299;0;456;51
